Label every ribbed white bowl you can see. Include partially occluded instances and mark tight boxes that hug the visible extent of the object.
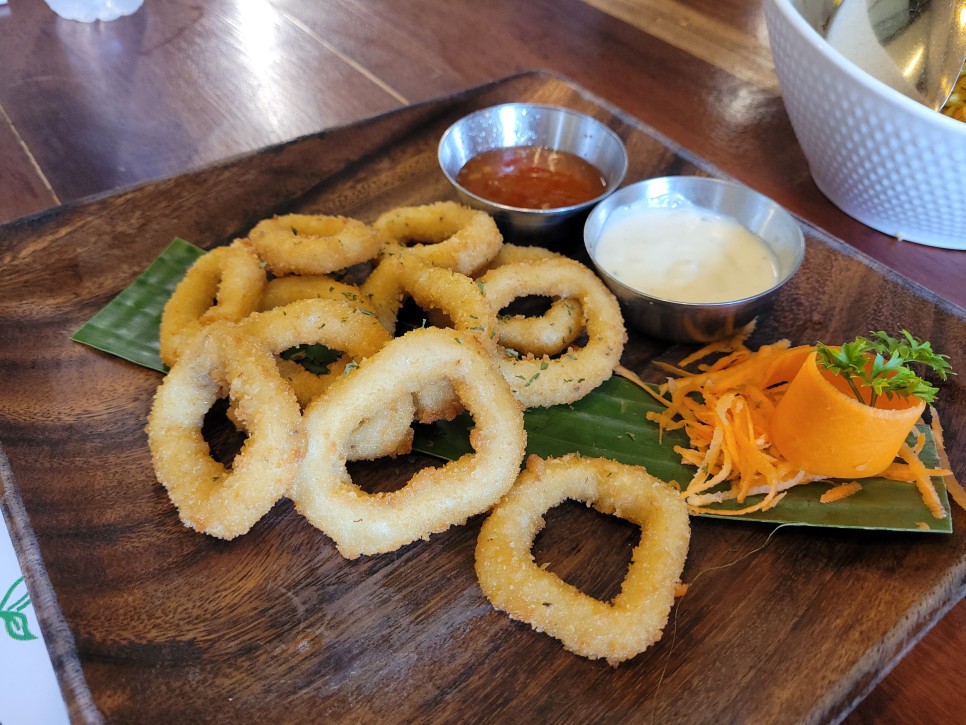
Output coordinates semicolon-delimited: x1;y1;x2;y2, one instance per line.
764;0;966;249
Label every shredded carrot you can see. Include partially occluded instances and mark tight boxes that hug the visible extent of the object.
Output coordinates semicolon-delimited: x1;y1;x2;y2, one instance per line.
618;332;959;520
896;444;947;519
689;492;787;517
640;334;815;515
911;432;926;455
676;320;757;368
943;471;966;515
674;582;689;598
878;462;952;482
653;360;693;378
929;407;966;514
820;481;863;503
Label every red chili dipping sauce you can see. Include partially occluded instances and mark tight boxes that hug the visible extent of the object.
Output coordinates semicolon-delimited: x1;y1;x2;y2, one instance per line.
456;146;607;209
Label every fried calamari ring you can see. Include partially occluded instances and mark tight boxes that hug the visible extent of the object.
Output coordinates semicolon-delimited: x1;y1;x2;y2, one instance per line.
158;243;266;368
373;201;502;275
478;243;566;270
146;324;304;540
247;213;383;276
257;276;382;419
362;256;500;422
236;297;389;403
475;454;690;665
258;274;372;313
478;257;627;408
478;244;585;357
291;327;526;559
498;297;583;359
236;298;414;460
362;256;499;346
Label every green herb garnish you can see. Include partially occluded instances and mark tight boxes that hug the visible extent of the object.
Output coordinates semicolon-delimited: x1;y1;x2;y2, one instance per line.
815;330;953;406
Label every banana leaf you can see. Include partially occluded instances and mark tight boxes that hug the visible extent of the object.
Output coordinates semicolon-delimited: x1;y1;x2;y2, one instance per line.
71;238;206;372
72;239;954;532
412;376;952;532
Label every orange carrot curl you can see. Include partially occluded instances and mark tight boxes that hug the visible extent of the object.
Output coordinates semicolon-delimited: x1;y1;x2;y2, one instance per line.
619;325;957;519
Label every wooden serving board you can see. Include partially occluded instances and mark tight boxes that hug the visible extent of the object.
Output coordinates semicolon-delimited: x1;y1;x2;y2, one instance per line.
1;72;964;724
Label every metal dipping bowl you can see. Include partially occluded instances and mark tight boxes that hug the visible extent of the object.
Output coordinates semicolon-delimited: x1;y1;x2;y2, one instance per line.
438;103;628;241
584;176;805;343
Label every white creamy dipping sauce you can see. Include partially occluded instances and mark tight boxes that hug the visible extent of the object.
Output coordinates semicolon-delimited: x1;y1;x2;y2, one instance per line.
594;206;780;303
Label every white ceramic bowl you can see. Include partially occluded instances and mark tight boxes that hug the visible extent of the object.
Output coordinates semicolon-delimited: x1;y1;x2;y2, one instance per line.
764;0;966;249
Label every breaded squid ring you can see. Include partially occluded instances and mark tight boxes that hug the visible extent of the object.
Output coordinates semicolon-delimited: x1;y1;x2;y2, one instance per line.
475;454;690;666
477;244;585;357
291;327;526;559
146;324;304;540
362;256;500;422
236;298;414;460
362;256;499;346
498;297;583;359
247;213;383;276
478;257;627;408
258;274;372;313
238;297;389;403
478;243;566;270
257;275;383;423
158;243;266;368
373;201;502;275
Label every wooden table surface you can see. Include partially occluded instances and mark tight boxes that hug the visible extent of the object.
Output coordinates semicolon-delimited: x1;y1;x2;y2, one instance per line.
0;0;962;722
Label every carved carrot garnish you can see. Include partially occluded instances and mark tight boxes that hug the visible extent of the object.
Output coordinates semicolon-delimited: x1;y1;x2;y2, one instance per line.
771;331;953;480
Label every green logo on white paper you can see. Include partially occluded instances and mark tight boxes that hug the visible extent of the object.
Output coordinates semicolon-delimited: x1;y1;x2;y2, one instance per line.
1;577;37;641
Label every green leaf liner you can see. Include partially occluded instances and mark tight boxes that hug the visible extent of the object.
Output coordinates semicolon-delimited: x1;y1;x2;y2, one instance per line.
412;377;952;533
72;239;954;532
72;238;206;372
415;376;694;485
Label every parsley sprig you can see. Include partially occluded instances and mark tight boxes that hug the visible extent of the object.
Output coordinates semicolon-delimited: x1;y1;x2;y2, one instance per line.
815;330;953;406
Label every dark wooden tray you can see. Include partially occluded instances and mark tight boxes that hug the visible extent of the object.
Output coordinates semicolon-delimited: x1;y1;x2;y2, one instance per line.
1;72;964;724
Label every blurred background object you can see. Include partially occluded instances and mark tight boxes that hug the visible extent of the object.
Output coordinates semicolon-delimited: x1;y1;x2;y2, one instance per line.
825;0;966;111
1;2;965;723
43;0;143;22
765;0;966;248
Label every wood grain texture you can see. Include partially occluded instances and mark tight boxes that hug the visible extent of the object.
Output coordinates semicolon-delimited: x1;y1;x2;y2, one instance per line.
3;0;965;308
845;598;966;724
0;0;402;203
0;74;964;724
0;103;57;221
584;0;779;92
273;0;966;308
1;0;965;720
